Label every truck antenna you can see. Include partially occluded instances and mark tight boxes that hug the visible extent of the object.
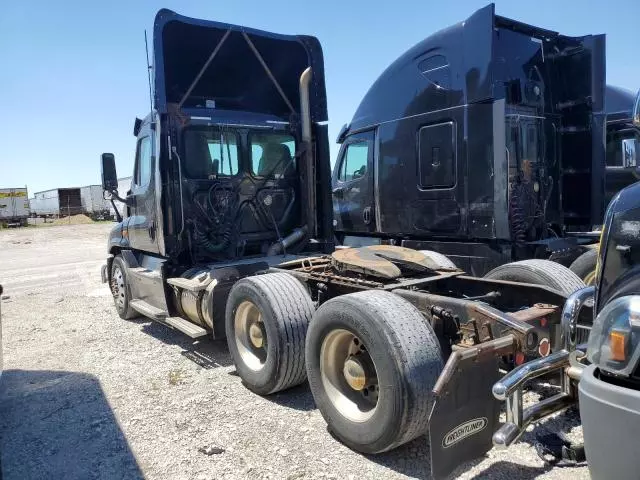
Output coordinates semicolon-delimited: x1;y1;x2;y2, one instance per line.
144;30;153;113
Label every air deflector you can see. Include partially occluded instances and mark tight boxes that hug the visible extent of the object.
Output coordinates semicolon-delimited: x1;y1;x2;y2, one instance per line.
152;9;327;121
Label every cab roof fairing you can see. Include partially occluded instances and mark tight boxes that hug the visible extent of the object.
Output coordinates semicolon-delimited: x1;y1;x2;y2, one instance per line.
347;3;604;133
151;9;328;123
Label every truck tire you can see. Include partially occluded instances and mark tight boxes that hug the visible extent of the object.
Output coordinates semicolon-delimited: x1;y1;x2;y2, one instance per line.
225;272;314;395
110;255;137;320
484;259;585;295
417;250;458;270
305;290;444;454
569;249;598;285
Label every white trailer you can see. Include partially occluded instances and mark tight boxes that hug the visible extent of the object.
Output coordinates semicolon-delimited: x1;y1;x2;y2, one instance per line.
0;187;30;226
30;188;83;217
80;185;111;219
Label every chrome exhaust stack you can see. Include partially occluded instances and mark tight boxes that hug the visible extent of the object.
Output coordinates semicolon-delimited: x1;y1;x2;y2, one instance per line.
299;67;316;239
492;286;595;448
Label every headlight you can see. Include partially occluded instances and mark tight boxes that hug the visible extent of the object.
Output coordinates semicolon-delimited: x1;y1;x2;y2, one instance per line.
587;295;640;376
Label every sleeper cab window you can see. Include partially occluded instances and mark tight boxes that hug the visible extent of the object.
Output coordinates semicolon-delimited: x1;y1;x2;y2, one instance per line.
134;136;152;187
338;142;369;182
418;122;456;189
250;132;296;177
183;129;239;178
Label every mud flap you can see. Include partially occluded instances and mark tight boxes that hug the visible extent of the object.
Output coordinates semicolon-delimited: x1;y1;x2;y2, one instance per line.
428;353;501;479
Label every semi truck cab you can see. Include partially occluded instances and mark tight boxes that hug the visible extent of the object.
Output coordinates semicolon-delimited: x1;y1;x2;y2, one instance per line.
332;3;640;276
100;9;333;337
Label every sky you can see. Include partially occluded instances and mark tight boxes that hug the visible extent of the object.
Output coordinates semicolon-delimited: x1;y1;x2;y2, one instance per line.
1;0;639;194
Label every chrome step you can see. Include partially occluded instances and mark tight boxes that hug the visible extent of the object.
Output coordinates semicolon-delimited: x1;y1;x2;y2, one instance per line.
130;299;167;321
164;316;208;338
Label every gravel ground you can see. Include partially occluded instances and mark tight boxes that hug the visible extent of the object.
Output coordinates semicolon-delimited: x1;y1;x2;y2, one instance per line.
0;224;590;479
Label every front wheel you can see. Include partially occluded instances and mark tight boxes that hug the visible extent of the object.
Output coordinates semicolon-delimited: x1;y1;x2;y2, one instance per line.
110;255;137;320
305;290;444;454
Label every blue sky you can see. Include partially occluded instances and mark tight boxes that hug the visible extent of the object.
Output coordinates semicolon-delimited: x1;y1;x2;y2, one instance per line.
1;0;639;194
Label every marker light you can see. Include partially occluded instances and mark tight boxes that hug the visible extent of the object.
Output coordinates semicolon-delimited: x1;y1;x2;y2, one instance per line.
587;296;640;376
609;329;629;362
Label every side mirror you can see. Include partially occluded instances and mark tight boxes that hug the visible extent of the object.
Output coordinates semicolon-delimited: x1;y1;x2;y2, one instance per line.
101;153;119;191
133;118;143;137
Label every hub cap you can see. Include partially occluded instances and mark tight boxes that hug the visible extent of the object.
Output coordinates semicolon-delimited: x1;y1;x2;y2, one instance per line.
249;322;265;348
234;301;267;371
343;357;367;391
320;329;379;422
111;266;125;311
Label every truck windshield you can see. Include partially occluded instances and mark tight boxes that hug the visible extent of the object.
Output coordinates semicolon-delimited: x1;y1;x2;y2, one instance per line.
250;132;296;177
183;128;240;178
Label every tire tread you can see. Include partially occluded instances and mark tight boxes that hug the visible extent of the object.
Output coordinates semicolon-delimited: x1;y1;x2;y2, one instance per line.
309;290;443;452
239;273;314;393
569;249;598;282
484;259;585;295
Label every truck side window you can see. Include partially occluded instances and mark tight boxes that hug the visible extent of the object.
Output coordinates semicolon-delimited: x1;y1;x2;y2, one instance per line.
418;122;455;189
134;136;152;187
338;143;369;182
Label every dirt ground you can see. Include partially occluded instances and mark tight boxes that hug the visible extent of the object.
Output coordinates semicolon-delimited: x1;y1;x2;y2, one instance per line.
0;224;589;480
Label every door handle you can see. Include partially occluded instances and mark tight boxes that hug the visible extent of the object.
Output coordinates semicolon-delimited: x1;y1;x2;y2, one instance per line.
363;206;373;225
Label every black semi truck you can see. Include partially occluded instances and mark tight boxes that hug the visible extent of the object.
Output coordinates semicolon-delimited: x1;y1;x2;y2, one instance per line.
332;4;639;279
491;172;640;480
101;7;596;479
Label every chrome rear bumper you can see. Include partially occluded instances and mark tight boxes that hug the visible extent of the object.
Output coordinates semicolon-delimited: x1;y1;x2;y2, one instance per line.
492;286;595;448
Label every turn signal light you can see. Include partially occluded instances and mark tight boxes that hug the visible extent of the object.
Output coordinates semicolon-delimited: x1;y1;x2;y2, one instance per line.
609;329;629;362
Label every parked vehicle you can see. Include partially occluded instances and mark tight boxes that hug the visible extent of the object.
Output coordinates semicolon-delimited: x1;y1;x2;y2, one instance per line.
99;8;591;479
0;187;29;227
80;185;112;220
30;188;83;217
490;178;640;479
332;5;639;283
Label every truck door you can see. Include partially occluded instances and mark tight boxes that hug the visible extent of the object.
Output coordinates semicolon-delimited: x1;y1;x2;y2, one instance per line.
332;131;376;234
127;122;159;254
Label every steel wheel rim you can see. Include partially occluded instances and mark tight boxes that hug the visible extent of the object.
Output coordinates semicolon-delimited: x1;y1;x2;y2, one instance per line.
234;300;267;371
111;265;126;311
320;329;379;423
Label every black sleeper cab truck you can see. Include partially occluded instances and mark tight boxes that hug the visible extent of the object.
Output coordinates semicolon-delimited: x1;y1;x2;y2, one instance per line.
489;171;640;478
331;3;640;282
101;9;592;479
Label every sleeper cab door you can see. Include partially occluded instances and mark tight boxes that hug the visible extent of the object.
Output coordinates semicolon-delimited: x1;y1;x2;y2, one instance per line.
332;131;375;234
127;123;159;254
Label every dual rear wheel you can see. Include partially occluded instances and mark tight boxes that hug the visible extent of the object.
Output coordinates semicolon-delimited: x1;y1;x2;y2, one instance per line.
225;273;444;453
225;257;585;454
